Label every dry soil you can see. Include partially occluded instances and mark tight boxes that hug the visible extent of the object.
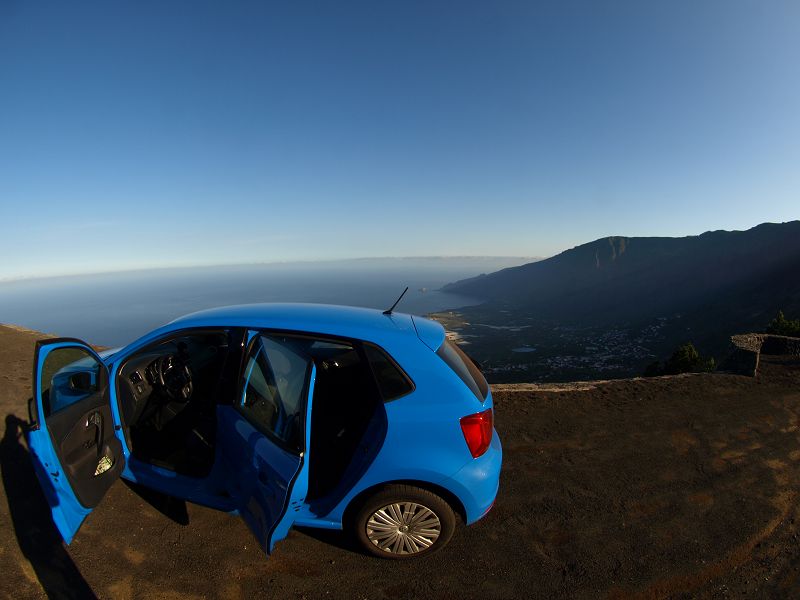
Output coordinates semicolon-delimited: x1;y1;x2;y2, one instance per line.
1;325;800;599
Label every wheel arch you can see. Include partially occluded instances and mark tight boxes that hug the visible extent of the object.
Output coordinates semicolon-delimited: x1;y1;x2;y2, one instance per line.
342;479;467;527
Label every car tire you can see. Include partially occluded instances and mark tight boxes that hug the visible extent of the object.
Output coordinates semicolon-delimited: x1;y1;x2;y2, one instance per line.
353;484;456;559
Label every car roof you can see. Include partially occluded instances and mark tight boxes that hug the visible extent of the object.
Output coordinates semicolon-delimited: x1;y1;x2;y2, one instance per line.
168;303;444;348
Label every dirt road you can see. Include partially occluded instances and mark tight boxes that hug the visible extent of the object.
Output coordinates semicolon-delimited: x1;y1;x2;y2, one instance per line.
2;324;800;599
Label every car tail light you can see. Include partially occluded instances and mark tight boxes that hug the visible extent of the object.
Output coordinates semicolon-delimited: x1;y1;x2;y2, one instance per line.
460;408;493;458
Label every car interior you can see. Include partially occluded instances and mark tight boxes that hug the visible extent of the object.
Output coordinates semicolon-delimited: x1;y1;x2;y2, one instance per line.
117;330;235;478
304;340;388;502
115;329;392;506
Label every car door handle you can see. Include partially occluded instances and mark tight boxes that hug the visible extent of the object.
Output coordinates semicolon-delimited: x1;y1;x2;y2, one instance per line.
86;411;103;457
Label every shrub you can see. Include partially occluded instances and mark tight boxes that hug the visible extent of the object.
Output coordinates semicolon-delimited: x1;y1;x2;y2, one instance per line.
766;310;800;337
644;342;716;376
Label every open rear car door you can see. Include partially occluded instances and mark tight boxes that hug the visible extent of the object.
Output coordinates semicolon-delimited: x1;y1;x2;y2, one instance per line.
27;338;124;543
218;332;316;553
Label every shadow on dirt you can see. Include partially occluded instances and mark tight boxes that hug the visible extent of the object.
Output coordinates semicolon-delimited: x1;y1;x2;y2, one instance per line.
294;525;362;556
0;412;97;600
123;480;190;526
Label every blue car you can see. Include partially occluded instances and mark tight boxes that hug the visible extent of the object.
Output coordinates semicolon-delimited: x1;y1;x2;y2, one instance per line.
27;303;501;558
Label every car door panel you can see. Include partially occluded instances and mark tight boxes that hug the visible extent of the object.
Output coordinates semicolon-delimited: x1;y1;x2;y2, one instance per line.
27;339;124;543
218;398;311;552
46;399;123;508
217;331;315;553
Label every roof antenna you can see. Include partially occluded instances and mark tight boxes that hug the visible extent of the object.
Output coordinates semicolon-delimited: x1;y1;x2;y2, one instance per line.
383;286;409;315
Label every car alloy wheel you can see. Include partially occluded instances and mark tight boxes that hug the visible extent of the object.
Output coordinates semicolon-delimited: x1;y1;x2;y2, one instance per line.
353;484;456;559
366;501;442;555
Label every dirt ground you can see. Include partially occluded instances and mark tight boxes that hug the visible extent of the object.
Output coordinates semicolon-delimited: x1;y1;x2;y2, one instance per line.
1;324;800;599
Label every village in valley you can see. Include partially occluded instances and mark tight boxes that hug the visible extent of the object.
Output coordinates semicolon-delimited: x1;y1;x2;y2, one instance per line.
430;308;675;382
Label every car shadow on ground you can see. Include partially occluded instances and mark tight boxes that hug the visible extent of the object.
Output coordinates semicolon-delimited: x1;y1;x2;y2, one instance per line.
0;412;98;600
122;480;190;525
294;525;363;556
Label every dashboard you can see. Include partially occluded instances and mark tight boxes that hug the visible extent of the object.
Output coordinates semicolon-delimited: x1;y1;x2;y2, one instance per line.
118;351;163;426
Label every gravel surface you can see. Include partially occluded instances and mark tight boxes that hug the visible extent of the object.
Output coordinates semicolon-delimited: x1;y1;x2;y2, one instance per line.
2;324;800;599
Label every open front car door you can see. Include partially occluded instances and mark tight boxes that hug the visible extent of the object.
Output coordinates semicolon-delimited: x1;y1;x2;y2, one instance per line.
27;338;125;543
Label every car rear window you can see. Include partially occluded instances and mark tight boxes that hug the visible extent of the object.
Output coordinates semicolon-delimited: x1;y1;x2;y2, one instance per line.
436;339;489;401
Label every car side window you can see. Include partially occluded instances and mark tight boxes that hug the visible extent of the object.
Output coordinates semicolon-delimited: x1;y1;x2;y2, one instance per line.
40;347;105;417
363;344;413;401
240;335;312;452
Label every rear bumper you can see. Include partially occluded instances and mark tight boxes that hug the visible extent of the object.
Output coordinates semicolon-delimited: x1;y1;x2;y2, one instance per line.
441;428;502;524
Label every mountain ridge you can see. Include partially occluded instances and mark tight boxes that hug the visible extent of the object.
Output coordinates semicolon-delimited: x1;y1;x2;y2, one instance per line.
444;221;800;329
438;221;800;380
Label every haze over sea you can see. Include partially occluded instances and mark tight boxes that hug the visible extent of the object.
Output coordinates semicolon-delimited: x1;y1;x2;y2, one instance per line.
0;257;527;347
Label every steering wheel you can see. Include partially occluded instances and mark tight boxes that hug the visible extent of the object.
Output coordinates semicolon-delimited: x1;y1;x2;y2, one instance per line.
156;354;193;402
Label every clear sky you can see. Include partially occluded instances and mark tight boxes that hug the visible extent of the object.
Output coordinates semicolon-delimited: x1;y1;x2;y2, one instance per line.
1;1;799;279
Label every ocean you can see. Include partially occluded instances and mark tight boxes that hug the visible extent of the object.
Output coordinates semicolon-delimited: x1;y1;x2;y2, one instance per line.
0;257;524;346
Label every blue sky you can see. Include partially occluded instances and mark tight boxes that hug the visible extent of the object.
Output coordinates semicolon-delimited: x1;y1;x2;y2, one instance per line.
1;1;798;279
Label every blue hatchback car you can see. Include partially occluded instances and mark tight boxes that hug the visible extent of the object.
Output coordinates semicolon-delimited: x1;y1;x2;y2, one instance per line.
27;304;501;558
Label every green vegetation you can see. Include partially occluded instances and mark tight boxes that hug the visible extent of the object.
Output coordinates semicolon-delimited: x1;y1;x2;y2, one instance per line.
766;310;800;337
644;342;715;377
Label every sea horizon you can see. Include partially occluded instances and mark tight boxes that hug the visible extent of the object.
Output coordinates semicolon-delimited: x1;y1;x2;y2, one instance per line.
0;256;528;346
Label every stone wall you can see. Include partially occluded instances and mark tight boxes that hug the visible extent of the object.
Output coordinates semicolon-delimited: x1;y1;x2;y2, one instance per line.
761;335;800;356
719;334;800;376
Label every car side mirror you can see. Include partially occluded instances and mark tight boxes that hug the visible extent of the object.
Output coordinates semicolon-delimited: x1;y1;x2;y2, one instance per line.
69;371;96;392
